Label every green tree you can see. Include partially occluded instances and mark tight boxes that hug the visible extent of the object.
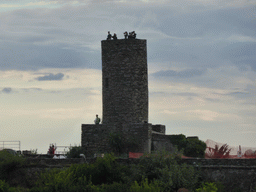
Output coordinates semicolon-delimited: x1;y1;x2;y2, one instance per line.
184;138;206;158
168;134;187;151
169;135;206;158
66;146;86;158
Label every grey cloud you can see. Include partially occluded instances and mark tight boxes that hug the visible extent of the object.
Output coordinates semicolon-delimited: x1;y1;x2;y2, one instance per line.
0;43;97;70
150;91;199;99
219;42;256;71
21;88;42;92
0;1;255;73
152;69;206;78
2;87;12;93
35;73;65;81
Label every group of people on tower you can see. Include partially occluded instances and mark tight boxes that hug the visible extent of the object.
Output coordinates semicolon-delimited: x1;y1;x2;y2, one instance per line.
106;31;137;40
47;144;56;156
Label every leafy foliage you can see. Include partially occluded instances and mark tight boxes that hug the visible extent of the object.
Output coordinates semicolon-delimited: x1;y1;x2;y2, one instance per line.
184;139;206;158
168;134;187;151
130;179;163;192
196;182;218;192
133;150;199;191
0;150;25;180
205;144;231;158
32;153;130;191
169;135;206;158
0;150;232;192
66;146;86;158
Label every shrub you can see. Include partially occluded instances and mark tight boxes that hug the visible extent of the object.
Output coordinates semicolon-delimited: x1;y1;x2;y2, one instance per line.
205;144;231;159
196;182;218;192
169;135;206;158
133;150;199;191
184;139;206;158
66;146;86;158
130;179;163;192
0;150;25;180
32;153;130;191
169;134;187;151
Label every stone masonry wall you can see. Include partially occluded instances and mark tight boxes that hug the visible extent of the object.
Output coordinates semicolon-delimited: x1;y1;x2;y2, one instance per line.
81;124;110;156
101;39;148;126
151;133;174;152
152;124;166;134
81;123;152;156
181;158;256;191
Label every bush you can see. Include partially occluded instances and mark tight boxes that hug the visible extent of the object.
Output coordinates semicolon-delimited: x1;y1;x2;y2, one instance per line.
196;182;218;192
0;180;28;192
0;150;25;180
133;150;199;191
32;153;130;191
130;179;163;192
66;146;86;158
168;135;206;158
184;139;206;158
169;134;187;151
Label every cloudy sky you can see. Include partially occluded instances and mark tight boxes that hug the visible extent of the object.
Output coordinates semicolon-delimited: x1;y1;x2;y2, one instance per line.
0;0;255;154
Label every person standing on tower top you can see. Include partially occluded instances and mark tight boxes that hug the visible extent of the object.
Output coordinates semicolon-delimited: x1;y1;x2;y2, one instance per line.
94;114;101;124
112;33;117;40
107;31;112;40
124;31;128;39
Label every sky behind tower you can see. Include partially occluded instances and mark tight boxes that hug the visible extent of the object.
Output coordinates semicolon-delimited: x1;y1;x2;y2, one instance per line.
0;0;256;153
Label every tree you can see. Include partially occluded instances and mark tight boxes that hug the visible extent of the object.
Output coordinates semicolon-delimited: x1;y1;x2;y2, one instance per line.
205;144;231;158
169;135;206;158
184;138;206;158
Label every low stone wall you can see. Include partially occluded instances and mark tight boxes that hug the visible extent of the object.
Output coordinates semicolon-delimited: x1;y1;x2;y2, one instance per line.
181;158;256;166
182;158;256;192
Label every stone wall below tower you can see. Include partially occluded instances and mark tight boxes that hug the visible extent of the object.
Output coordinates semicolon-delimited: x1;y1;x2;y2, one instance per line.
151;132;174;152
81;123;152;157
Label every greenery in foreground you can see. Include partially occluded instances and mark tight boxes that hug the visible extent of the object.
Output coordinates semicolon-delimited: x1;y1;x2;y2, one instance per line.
0;149;244;192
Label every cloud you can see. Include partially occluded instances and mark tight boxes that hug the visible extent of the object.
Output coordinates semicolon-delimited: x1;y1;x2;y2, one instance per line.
35;73;65;81
152;69;206;78
2;87;12;93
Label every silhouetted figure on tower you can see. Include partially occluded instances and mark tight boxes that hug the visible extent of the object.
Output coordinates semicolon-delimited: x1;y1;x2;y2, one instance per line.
112;33;117;40
107;31;112;40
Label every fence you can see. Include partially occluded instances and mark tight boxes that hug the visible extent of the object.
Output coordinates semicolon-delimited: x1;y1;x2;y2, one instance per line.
0;141;21;151
55;145;70;155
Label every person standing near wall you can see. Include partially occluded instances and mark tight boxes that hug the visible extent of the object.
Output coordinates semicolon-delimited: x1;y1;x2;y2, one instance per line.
94;114;101;124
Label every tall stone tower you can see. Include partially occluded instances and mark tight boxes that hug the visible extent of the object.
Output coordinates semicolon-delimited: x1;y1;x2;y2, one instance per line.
101;39;148;126
81;36;169;157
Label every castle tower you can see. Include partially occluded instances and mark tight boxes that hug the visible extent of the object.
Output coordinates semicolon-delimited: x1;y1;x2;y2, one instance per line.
81;37;168;157
101;39;148;126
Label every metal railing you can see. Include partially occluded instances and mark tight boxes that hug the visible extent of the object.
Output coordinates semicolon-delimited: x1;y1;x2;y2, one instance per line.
55;145;70;155
0;141;21;151
48;143;71;155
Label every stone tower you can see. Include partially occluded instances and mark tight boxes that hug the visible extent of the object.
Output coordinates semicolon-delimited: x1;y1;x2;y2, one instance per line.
81;36;169;157
101;39;148;126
